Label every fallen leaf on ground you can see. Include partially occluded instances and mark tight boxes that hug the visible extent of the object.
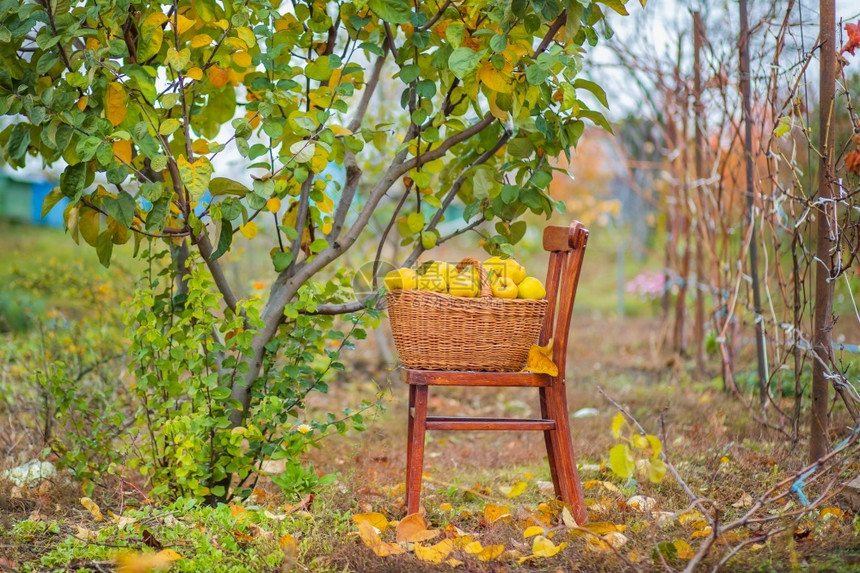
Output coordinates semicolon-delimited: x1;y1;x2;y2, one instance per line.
691;526;712;538
731;492;752;508
585;531;628;552
522;340;558;376
673;539;694;559
446;558;464;567
820;507;845;520
523;526;545;538
115;551;174;573
74;526;97;542
570;522;625;537
279;533;298;559
627;495;657;512
519;535;566;561
357;520;405;557
439;503;453;512
396;513;439;543
414;539;454;563
483;504;511;524
499;481;528;498
561;507;578;528
80;497;103;522
353;512;388;533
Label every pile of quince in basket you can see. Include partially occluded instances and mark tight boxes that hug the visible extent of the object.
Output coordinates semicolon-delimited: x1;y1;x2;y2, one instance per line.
384;257;546;299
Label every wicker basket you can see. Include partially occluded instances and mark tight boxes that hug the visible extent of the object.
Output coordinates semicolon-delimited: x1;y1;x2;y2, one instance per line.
386;258;548;372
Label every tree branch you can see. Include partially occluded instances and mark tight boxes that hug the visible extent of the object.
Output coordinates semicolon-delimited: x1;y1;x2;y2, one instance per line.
347;48;388;133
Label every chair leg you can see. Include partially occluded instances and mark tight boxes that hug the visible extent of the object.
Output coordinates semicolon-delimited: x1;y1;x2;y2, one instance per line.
405;385;416;510
546;383;588;524
405;385;428;515
539;387;562;499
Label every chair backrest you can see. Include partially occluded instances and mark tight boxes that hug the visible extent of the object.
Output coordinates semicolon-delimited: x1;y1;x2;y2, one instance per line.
540;222;590;379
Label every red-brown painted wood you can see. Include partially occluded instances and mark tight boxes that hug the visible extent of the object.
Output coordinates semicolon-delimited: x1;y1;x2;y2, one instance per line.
424;416;555;431
402;221;590;522
403;370;551;387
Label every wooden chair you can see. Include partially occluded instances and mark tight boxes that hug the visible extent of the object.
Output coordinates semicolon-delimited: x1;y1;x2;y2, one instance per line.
402;222;590;524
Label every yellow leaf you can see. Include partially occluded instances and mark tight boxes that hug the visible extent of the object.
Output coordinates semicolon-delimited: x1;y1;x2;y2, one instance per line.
482;504;511;524
532;535;567;558
80;497;103;521
522;340;558;376
523;526;545;538
138;12;168;62
439;503;453;512
463;540;483;554
155;548;182;561
186;66;204;80
105;82;127;127
561;506;578;528
176;155;213;198
115;551;173;573
611;413;625;439
208;66;229;87
673;539;694;560
498;480;527;499
585;531;628;552
691;526;712;538
236;27;257;49
357;520;405;557
571;522;625;537
352;512;388;533
330;125;353;137
190;138;210;154
175;14;196;35
477;61;513;93
279;533;298;559
820;507;845;520
678;511;705;526
232;50;252;68
414;539;454;563
113;139;132;165
395;513;438;543
316;193;334;214
76;96;88;111
446;558;464;567
240;221;258;239
267;197;281;213
476;544;505;561
191;33;213;48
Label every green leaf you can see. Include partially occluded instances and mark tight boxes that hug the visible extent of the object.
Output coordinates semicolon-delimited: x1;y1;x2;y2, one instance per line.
103;190;136;228
41;187;65;218
579;109;613;133
367;0;411;24
305;56;333;81
448;47;482;79
7;123;30;160
609;443;634;479
146;198;170;231
573;78;609;108
774;115;792;138
96;230;113;267
421;231;437;250
211;221;233;260
60;163;87;199
209;177;250;197
406;211;424;234
273;250;293;272
525;64;548;85
76;136;102;161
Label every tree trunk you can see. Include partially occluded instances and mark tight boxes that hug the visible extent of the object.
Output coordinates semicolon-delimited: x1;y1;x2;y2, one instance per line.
809;0;836;462
692;12;706;378
738;0;769;416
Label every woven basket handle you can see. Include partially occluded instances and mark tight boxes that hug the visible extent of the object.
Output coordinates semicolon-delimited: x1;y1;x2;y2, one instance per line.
455;257;492;298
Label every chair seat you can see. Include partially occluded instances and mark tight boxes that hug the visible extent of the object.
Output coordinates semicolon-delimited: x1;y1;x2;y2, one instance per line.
401;369;552;387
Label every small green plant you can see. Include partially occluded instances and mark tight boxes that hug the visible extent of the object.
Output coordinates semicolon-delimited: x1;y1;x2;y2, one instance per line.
125;246;377;501
607;412;666;484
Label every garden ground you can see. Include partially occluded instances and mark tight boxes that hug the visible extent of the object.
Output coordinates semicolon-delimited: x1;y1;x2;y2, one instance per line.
1;225;859;571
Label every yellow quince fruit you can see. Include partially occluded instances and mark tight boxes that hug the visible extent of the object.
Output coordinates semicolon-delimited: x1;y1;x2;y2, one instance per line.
485;256;527;285
417;261;450;292
491;276;518;299
449;267;480;297
517;277;546;300
384;268;417;290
